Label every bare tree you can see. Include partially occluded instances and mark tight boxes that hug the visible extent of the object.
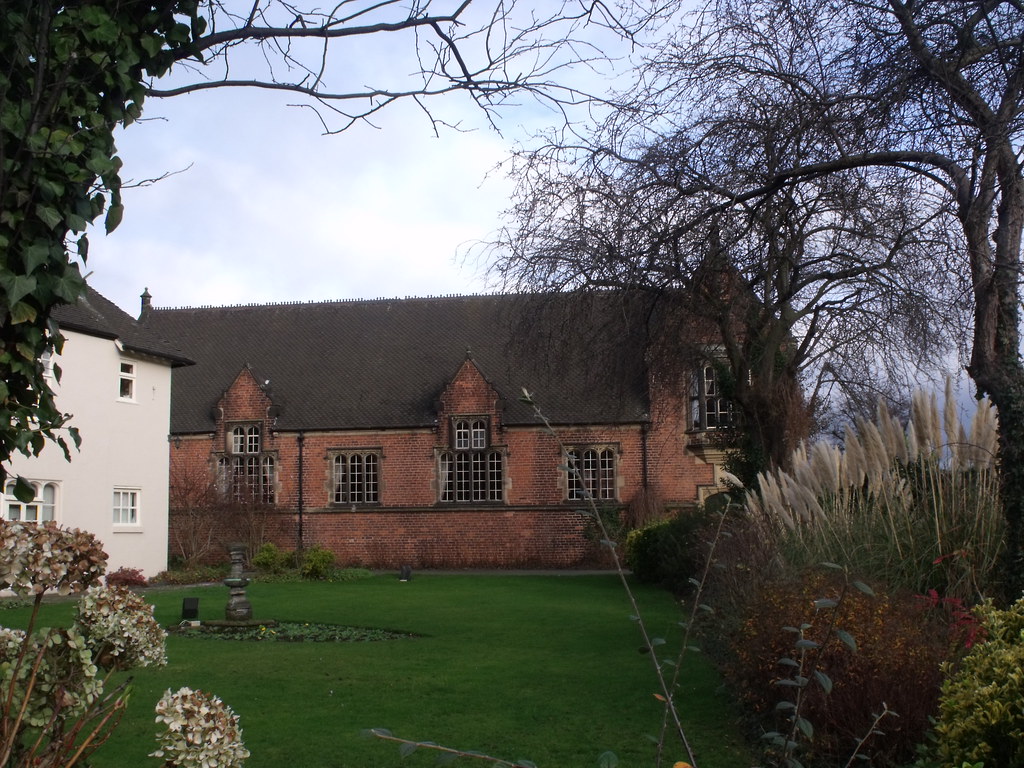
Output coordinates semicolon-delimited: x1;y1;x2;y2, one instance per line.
489;64;962;479
494;0;1024;596
0;0;654;489
152;0;648;131
169;463;221;567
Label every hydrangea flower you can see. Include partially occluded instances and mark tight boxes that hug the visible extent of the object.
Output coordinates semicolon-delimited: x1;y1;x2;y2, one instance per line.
0;520;107;596
76;585;167;670
151;687;250;768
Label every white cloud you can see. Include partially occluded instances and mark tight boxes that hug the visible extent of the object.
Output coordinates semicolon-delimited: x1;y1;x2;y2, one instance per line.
79;4;640;316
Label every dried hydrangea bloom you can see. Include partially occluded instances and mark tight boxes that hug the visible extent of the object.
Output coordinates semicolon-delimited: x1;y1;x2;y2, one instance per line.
76;585;167;670
0;520;107;596
151;687;250;768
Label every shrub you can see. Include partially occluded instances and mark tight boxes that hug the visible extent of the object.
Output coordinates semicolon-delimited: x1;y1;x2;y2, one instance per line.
624;509;713;592
723;569;950;767
150;563;230;586
923;598;1024;768
251;542;293;574
300;545;335;580
106;566;147;588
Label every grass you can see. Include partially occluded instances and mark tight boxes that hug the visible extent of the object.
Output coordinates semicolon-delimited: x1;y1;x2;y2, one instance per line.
2;574;751;768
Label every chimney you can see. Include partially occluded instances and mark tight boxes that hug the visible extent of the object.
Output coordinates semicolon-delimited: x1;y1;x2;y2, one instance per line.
139;287;152;318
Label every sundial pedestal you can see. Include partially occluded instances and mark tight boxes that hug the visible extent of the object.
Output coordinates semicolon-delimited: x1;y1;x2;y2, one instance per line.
224;544;252;622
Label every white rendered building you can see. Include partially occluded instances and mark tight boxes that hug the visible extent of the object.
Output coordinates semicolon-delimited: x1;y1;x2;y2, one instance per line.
3;288;190;578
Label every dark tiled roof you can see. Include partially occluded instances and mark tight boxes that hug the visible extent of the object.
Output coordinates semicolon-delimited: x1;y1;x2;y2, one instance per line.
142;293;655;434
52;286;192;366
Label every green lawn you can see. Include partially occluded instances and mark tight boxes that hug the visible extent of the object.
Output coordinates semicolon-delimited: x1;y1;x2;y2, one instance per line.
3;574;751;768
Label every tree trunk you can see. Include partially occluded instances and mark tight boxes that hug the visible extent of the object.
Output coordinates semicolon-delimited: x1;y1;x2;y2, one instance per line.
964;149;1024;601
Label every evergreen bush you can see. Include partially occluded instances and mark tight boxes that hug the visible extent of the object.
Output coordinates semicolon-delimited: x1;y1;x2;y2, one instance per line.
923;598;1024;768
251;542;293;574
624;510;710;592
300;546;336;580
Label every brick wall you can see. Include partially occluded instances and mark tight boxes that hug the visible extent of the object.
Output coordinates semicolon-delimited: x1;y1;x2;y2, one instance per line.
168;358;718;568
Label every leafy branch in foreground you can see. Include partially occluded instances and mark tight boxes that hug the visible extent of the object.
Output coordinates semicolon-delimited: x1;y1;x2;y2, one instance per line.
368;728;540;768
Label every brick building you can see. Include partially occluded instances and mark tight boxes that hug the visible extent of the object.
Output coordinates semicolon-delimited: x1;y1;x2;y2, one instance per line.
141;292;733;568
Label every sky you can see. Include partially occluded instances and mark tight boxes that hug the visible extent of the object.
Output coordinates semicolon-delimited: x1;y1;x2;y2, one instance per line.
81;3;636;317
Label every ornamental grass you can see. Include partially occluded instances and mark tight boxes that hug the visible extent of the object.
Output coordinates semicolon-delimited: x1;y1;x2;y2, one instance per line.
746;380;1003;601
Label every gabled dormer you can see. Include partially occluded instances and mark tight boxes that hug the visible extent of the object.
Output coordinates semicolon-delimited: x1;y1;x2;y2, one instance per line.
212;365;278;504
434;354;506;504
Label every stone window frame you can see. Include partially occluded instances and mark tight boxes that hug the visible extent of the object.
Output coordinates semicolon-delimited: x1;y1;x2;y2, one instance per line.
217;422;276;504
330;449;382;506
564;445;619;502
438;416;505;503
690;360;737;431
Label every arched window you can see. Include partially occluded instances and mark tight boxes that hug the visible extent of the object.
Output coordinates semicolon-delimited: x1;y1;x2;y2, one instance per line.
4;480;58;522
566;448;617;501
332;452;380;504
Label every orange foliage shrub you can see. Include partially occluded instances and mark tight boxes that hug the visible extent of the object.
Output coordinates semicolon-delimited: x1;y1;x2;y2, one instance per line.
722;569;953;767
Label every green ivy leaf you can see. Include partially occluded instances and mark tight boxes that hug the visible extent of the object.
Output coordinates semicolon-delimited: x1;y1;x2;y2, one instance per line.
0;274;37;310
104;203;124;233
10;302;38;325
35;205;63;230
22;243;51;273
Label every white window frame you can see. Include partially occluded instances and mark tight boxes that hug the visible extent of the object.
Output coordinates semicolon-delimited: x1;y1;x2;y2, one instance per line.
691;362;737;431
41;350;55;381
332;451;381;505
118;360;136;402
112;488;140;526
3;480;58;523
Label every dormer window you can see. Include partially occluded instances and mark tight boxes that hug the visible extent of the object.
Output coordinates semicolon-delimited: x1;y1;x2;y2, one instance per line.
691;363;736;430
231;425;261;454
219;423;275;503
439;417;504;503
